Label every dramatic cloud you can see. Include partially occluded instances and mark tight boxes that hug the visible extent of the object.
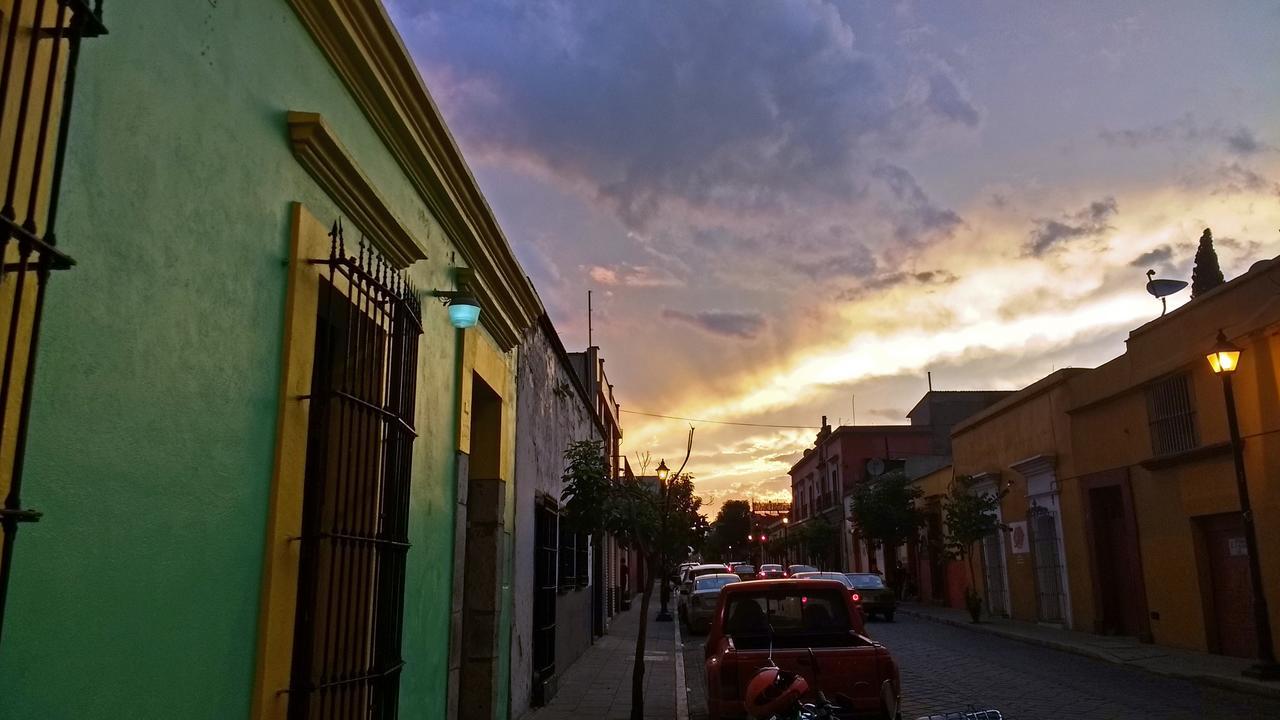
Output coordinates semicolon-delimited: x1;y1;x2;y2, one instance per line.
1025;197;1118;257
662;309;767;340
387;1;1280;513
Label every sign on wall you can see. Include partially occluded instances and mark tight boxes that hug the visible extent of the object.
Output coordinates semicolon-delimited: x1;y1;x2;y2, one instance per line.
1007;521;1030;554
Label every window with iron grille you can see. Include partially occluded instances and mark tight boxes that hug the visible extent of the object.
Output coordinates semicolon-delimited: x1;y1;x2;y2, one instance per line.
575;532;589;589
532;499;557;700
288;224;422;720
0;0;105;644
1145;373;1197;456
558;523;576;591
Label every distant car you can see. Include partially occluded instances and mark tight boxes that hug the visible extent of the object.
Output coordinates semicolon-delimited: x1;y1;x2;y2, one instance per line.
679;563;732;621
845;573;897;621
703;579;897;719
684;573;740;634
730;564;756;581
755;563;785;580
784;564;818;577
791;572;867;610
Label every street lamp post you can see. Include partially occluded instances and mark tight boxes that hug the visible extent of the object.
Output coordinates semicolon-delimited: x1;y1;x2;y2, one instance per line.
655;459;673;622
1207;330;1280;680
782;517;790;567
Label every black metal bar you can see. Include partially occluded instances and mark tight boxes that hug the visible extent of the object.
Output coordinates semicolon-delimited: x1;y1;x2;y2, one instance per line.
314;532;410;550
328;389;417;439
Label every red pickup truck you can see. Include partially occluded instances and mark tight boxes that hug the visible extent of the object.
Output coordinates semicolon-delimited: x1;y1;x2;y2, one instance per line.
703;579;900;719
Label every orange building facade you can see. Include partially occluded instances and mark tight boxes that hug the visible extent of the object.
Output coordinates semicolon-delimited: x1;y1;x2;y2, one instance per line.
935;257;1280;659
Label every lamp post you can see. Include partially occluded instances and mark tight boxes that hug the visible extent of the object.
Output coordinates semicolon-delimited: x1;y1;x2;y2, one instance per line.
782;517;790;567
655;459;673;622
1207;330;1280;680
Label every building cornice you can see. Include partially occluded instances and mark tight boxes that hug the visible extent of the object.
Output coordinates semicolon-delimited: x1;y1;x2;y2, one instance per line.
288;0;541;351
287;112;425;268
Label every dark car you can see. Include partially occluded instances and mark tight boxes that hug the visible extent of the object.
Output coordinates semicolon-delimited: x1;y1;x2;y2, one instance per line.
730;564;755;581
703;579;898;719
845;573;897;621
755;563;786;580
784;563;818;577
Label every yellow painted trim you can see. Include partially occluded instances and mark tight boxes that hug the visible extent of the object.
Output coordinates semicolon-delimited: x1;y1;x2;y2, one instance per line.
286;0;542;350
287;111;426;268
251;203;398;720
455;328;511;455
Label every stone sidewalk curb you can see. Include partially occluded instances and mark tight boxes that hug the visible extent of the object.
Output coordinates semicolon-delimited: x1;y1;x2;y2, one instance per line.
674;619;689;720
898;606;1280;701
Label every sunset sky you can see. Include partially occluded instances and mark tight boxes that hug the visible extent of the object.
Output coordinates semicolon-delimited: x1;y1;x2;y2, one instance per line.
387;1;1280;512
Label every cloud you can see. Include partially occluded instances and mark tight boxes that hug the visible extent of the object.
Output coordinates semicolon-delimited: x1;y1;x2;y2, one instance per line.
924;72;981;127
1225;127;1264;156
586;263;680;287
837;269;958;301
1025;197;1118;256
662;309;767;340
873;163;964;246
1130;245;1174;268
1100;116;1271;157
393;0;983;288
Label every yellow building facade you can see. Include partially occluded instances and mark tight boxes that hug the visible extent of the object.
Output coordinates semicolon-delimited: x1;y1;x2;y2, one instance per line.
950;257;1280;659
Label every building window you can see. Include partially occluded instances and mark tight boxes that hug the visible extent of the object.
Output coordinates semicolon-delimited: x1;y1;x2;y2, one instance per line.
288;224;422;719
576;532;590;588
532;500;558;697
1145;373;1197;456
559;524;577;591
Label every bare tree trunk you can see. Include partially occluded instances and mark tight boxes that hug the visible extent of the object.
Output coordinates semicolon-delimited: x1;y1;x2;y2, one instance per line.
632;552;657;720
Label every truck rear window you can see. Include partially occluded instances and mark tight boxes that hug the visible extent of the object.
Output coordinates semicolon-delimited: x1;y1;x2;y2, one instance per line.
723;589;856;649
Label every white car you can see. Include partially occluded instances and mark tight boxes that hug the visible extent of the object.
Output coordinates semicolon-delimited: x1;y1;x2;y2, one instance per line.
677;563;731;622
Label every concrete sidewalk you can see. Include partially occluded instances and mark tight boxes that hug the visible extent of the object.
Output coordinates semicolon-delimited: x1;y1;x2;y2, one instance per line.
900;602;1280;700
522;604;680;720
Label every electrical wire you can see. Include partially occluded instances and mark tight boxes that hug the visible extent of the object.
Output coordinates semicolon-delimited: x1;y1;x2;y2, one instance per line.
620;408;817;430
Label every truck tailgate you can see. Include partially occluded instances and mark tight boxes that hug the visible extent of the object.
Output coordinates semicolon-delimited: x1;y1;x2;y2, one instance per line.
731;645;884;715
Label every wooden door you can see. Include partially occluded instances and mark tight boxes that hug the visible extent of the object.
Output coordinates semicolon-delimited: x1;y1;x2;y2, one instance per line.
1200;513;1256;658
1090;486;1130;635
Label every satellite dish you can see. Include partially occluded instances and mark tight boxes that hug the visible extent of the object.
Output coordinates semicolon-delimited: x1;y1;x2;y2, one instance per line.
1146;269;1188;316
866;458;886;476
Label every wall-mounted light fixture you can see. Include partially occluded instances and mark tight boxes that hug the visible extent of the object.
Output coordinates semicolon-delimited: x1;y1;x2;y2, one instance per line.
429;268;481;329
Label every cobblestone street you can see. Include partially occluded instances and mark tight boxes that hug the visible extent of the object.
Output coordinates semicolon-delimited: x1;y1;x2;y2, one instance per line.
682;615;1280;719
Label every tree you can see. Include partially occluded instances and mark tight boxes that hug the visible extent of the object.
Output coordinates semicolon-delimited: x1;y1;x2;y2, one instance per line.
561;440;705;720
704;499;752;560
1191;227;1225;298
849;469;924;555
941;474;1007;622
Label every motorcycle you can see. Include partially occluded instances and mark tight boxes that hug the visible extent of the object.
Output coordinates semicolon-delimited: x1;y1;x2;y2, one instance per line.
743;646;878;720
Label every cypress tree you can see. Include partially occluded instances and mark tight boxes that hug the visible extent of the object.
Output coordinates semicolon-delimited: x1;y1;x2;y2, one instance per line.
1191;228;1225;298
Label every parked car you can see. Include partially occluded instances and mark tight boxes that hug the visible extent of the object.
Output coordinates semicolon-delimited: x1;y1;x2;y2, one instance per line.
703;579;898;719
791;571;867;611
755;563;786;580
684;573;740;634
730;564;755;581
784;563;818;576
679;563;732;621
845;573;897;621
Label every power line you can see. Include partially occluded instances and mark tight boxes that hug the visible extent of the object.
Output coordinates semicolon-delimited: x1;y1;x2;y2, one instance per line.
620;408;817;430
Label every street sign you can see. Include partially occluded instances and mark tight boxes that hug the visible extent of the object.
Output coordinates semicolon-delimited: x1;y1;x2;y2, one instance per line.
1007;521;1030;554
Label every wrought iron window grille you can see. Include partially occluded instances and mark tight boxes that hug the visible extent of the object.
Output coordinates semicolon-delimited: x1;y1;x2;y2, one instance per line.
287;220;422;720
0;0;105;647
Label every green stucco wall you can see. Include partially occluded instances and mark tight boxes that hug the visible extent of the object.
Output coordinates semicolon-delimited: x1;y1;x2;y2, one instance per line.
0;1;465;717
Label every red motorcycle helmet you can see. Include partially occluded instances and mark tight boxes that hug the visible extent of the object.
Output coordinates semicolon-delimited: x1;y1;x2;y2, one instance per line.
744;665;810;719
